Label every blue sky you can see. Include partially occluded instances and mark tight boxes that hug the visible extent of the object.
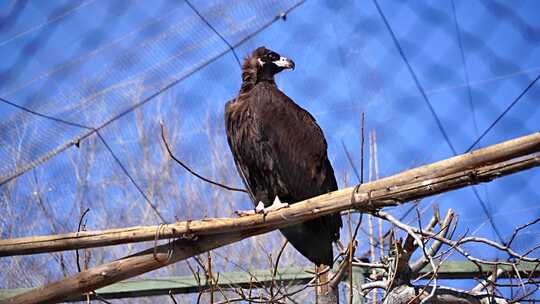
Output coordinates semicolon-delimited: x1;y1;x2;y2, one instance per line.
0;0;539;297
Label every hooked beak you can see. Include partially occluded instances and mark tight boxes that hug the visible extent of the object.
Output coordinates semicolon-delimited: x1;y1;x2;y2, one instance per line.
273;56;295;70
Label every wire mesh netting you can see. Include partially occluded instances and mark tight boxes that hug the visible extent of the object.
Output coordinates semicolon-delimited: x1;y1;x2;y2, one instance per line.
0;0;539;302
0;0;302;185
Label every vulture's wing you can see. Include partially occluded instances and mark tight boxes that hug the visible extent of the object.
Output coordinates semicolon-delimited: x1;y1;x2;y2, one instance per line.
257;86;337;200
225;84;341;242
224;98;258;204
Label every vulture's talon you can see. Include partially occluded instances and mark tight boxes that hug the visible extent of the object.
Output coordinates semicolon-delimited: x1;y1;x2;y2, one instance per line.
234;201;266;217
255;201;265;213
264;196;289;212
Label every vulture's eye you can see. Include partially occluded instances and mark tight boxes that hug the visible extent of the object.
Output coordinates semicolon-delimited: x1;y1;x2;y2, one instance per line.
267;52;279;61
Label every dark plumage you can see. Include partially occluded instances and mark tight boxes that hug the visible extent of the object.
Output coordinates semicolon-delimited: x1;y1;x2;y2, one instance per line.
224;47;342;266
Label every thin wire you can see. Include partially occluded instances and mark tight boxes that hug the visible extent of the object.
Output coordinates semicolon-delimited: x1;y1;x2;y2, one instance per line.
372;0;457;156
454;0;539;154
96;131;167;222
341;140;361;183
0;96;90;130
465;72;540;153
0;1;305;186
451;0;503;245
451;0;479;137
372;0;506;245
0;0;98;47
76;207;91;273
471;187;504;242
183;0;242;68
0;96;167;222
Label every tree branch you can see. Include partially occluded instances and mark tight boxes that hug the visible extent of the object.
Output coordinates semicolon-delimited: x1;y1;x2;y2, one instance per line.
383;284;516;304
410;209;455;273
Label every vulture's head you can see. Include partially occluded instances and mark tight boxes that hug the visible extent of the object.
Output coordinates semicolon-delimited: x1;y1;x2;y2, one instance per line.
244;46;295;81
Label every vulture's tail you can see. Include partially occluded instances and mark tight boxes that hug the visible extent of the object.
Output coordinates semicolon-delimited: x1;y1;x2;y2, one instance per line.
279;215;339;266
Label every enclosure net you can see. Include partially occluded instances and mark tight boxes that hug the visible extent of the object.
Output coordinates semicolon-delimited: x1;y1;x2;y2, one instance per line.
0;0;539;300
0;0;301;186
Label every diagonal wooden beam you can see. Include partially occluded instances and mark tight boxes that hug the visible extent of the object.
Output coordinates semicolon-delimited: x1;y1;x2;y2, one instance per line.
5;230;269;304
1;132;539;257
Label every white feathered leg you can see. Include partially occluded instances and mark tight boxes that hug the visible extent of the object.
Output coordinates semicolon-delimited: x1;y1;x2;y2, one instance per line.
235;201;265;217
264;196;289;213
235;198;288;216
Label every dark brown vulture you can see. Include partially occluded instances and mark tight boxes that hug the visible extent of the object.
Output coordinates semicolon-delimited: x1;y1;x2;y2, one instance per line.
224;46;342;267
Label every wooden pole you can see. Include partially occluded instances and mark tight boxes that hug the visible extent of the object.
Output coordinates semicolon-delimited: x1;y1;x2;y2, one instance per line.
1;132;539;257
5;228;272;304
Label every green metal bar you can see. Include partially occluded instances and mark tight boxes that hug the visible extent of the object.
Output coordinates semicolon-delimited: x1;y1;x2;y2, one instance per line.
0;267;315;302
417;261;540;280
351;267;365;304
1;261;538;302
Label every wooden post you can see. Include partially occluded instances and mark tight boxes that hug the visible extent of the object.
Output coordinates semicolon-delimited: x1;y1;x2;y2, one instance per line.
317;266;339;304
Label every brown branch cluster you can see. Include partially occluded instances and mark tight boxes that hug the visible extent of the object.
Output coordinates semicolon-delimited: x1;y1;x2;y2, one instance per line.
352;207;540;304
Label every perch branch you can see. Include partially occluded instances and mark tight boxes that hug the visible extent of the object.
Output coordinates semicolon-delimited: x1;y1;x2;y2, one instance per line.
1;132;539;257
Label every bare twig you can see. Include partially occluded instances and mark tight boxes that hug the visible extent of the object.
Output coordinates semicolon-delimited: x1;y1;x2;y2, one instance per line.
413;209;439;304
328;243;356;290
410;209;455;273
376;211;540;265
507;217;540;248
160;123;247;193
76;208;91;273
384;284;517;304
168;290;179;304
360;281;387;292
208;251;214;303
348;209;354;304
270;240;288;298
472;268;506;293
